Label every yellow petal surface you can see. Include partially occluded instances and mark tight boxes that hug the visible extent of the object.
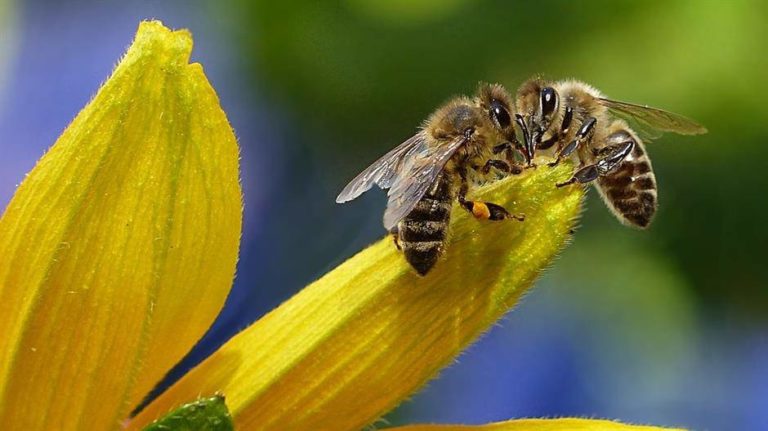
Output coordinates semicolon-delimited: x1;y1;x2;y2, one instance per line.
388;418;685;431
0;21;241;429
131;163;583;430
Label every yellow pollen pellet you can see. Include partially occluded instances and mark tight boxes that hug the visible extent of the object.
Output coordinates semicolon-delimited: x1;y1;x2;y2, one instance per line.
472;202;491;219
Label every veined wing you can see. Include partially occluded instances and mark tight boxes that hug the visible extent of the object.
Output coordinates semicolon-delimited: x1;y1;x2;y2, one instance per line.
382;134;468;230
599;98;708;139
336;132;427;203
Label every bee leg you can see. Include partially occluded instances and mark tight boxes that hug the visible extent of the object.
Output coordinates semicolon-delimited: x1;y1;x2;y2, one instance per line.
492;142;512;155
538;135;558;151
596;140;635;172
539;106;574;151
556;165;599;187
549;116;596;167
457;178;524;222
481;159;523;176
492;142;528;168
556;140;634;187
389;227;402;250
459;198;525;221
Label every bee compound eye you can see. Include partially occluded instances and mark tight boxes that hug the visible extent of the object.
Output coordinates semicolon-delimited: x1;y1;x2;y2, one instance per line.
540;87;558;118
490;100;511;129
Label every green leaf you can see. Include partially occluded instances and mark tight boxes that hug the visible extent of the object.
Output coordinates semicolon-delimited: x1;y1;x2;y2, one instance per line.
142;395;233;431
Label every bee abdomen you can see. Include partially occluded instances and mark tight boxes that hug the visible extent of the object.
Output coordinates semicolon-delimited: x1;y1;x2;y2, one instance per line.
398;176;454;275
399;205;451;275
400;219;448;242
598;144;658;228
402;240;445;276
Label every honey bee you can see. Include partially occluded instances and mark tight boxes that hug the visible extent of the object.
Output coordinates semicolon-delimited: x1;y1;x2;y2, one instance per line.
515;78;707;227
336;83;525;275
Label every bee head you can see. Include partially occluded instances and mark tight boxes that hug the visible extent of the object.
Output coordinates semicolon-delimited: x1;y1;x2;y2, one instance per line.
515;79;543;117
429;102;485;142
515;78;560;166
535;87;559;138
477;83;515;133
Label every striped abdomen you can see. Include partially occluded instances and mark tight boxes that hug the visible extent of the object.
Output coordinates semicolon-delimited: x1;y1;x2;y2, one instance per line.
396;172;454;275
596;136;658;228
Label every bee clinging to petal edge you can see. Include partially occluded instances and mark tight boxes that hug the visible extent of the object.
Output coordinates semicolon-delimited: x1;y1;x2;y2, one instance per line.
336;83;526;275
514;78;707;227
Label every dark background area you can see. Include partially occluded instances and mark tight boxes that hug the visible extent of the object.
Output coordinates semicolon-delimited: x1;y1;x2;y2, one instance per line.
1;1;766;429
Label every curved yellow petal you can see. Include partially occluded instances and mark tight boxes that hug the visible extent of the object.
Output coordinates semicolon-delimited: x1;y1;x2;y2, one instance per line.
387;418;685;431
0;21;241;429
131;163;583;430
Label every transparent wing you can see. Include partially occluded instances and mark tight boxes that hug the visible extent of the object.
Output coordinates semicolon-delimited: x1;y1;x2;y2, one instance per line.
336;132;427;203
599;98;708;140
607;108;664;141
382;135;467;230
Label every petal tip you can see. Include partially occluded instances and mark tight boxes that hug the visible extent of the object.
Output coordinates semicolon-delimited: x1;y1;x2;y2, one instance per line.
132;20;193;67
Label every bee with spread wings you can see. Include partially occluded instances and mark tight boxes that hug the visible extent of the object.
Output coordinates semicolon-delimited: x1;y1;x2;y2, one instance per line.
514;78;707;227
337;83;525;275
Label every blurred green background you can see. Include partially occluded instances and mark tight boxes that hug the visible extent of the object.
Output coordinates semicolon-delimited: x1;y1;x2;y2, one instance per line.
1;0;766;429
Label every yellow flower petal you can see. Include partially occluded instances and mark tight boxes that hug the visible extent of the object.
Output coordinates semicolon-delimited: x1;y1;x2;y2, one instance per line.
0;21;241;429
131;163;583;430
387;418;685;431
